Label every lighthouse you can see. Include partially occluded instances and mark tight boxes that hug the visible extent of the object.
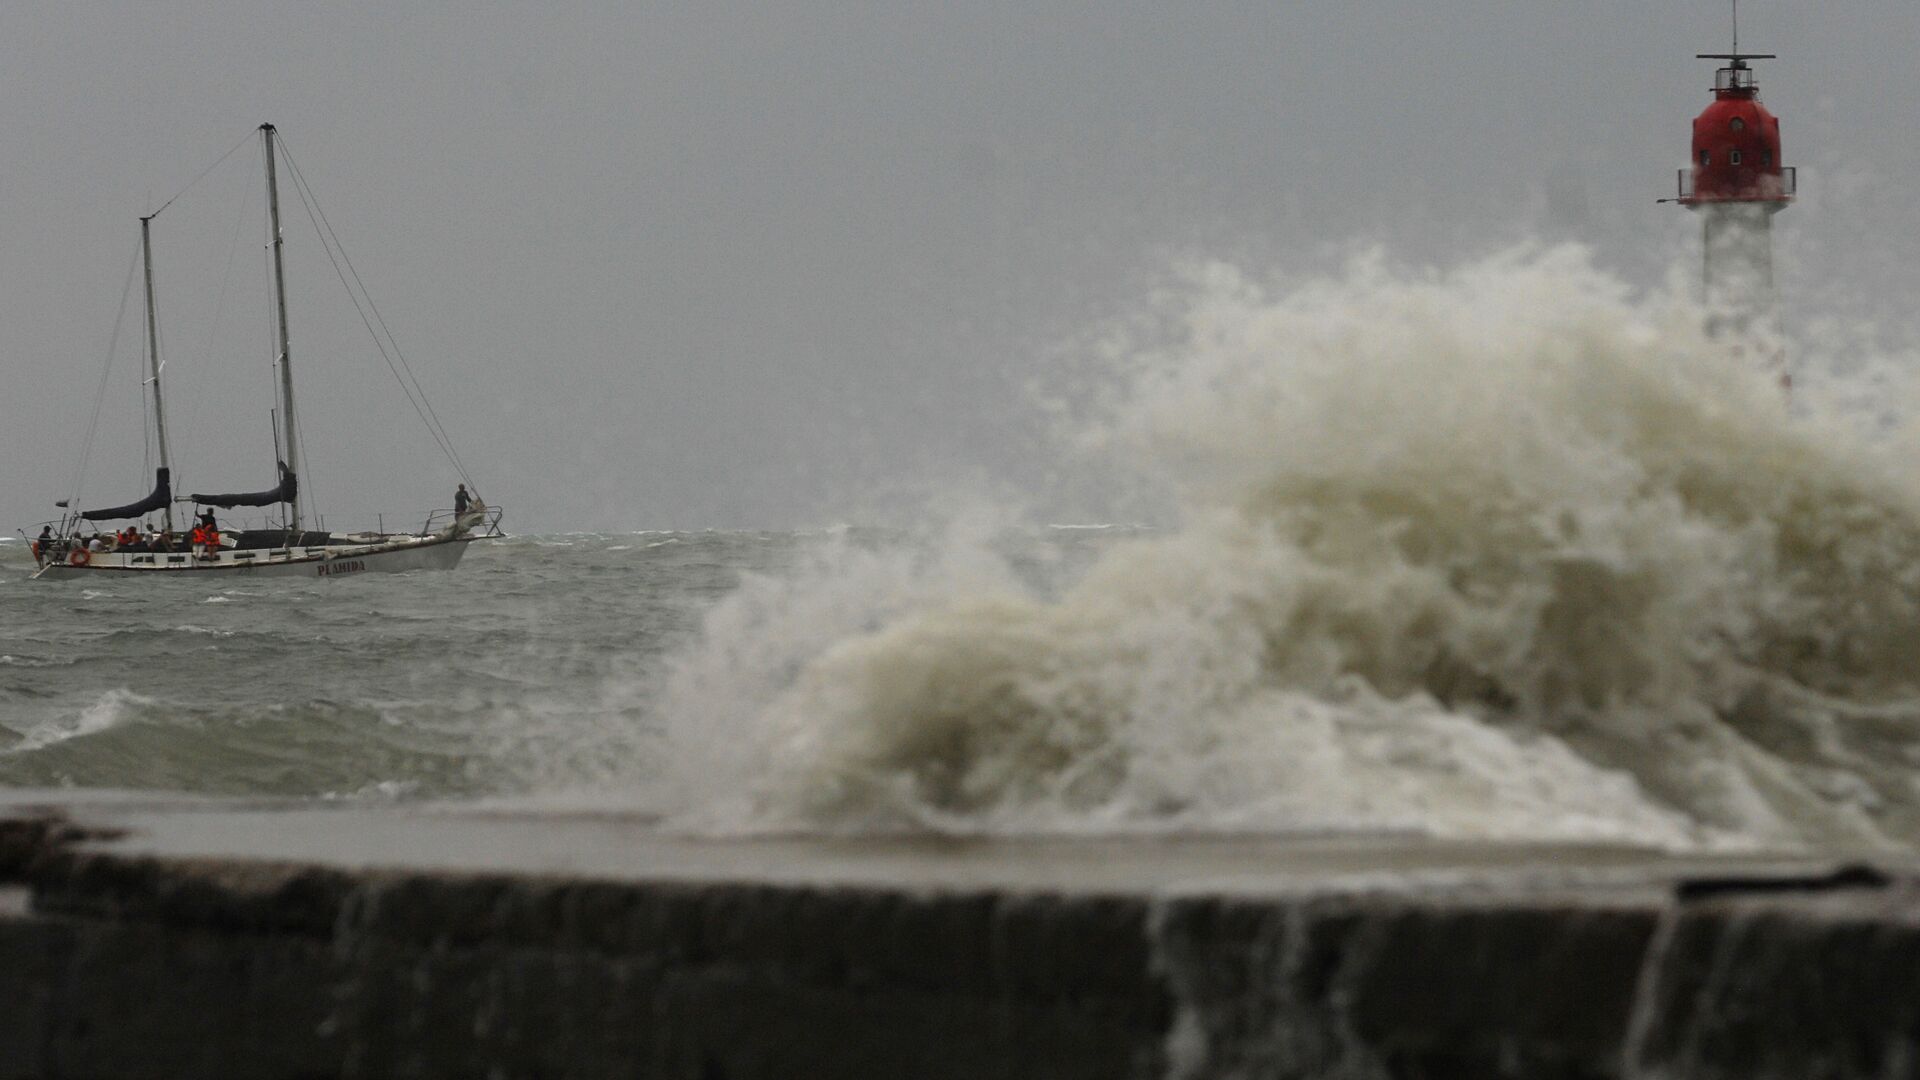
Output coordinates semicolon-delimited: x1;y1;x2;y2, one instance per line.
1667;41;1796;342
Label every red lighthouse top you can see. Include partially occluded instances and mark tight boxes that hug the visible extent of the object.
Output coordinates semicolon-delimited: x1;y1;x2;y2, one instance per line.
1676;55;1794;206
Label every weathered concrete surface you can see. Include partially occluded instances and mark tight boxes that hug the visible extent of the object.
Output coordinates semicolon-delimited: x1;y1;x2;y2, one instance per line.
1;790;1918;1079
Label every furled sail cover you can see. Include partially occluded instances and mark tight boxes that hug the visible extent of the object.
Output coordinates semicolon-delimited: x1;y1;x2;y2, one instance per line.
81;467;171;521
190;461;297;509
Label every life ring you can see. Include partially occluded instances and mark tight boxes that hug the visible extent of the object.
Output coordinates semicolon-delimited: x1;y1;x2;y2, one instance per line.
68;548;90;567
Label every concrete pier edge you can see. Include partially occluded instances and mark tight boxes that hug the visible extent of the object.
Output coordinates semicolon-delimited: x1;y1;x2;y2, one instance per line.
2;792;1917;1079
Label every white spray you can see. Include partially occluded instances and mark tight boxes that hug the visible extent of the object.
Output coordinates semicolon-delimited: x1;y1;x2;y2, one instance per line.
652;245;1920;850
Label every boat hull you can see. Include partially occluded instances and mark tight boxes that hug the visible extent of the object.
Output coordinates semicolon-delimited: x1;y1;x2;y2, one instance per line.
31;535;473;581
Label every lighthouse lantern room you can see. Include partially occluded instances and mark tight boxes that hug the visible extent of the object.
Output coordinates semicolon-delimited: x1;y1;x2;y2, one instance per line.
1674;55;1795;207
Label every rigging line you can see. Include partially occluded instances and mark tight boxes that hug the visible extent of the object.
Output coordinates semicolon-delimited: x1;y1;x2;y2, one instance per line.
149;128;255;221
70;239;146;509
285;152;474;485
280;161;467;488
151;262;169;452
294;414;318;528
276;136;476;486
175;146;260;453
279;139;473;485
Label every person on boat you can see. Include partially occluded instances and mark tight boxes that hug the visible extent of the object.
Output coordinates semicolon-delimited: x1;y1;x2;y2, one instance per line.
151;528;174;553
454;484;471;517
87;533;107;553
191;510;220;554
31;525;51;566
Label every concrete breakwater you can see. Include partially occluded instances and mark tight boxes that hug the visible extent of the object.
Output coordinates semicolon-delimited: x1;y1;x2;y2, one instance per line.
1;792;1917;1079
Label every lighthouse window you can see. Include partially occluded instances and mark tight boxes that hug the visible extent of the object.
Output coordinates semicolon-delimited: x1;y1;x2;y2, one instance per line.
1730;117;1746;132
1730;150;1743;165
1763;150;1774;166
1700;150;1711;167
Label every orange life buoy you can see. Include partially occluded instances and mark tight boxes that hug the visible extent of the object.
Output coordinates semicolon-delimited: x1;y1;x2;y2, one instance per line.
68;548;90;567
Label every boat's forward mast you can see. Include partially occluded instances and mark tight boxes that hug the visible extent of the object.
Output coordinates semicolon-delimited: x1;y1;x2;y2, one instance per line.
261;123;302;531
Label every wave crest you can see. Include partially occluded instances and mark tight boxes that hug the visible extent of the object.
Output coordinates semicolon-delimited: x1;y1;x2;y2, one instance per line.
656;246;1920;849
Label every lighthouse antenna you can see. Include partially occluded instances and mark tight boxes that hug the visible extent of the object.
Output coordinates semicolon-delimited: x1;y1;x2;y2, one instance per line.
1700;1;1773;67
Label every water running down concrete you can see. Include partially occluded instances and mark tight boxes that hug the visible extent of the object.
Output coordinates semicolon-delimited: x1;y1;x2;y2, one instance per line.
3;790;1916;1079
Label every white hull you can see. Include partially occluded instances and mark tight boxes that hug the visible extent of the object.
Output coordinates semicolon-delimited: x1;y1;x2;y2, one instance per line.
32;535;472;581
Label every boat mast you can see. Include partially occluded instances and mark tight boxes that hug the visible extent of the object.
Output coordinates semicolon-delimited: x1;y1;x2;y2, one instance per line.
139;214;174;534
261;122;302;530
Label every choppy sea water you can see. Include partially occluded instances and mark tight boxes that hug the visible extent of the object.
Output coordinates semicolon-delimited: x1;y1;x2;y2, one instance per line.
11;246;1920;854
0;528;1117;805
0;531;774;799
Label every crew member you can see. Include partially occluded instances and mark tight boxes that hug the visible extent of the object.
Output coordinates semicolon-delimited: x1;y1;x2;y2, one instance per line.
454;483;471;516
193;510;220;554
31;525;51;566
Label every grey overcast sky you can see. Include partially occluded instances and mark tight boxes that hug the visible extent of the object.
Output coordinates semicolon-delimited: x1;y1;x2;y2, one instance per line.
4;2;1918;532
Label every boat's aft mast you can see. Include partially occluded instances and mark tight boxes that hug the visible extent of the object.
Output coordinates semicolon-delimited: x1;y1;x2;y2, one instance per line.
261;122;302;530
139;214;174;534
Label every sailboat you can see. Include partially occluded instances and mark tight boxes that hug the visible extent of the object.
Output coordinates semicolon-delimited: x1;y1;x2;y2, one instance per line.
24;124;500;580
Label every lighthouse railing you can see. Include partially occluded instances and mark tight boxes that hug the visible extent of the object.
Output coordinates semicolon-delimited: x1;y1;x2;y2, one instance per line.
1672;166;1795;202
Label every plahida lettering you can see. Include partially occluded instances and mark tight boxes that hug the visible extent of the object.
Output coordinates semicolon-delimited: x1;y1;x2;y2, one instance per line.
317;560;366;577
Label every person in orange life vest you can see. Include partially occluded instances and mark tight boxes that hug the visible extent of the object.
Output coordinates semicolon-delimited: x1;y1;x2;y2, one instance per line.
193;510;222;557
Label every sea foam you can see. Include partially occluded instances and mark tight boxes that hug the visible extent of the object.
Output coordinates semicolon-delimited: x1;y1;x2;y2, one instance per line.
652;246;1920;850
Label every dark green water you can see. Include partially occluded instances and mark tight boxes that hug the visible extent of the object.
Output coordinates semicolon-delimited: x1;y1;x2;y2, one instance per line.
0;532;793;798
